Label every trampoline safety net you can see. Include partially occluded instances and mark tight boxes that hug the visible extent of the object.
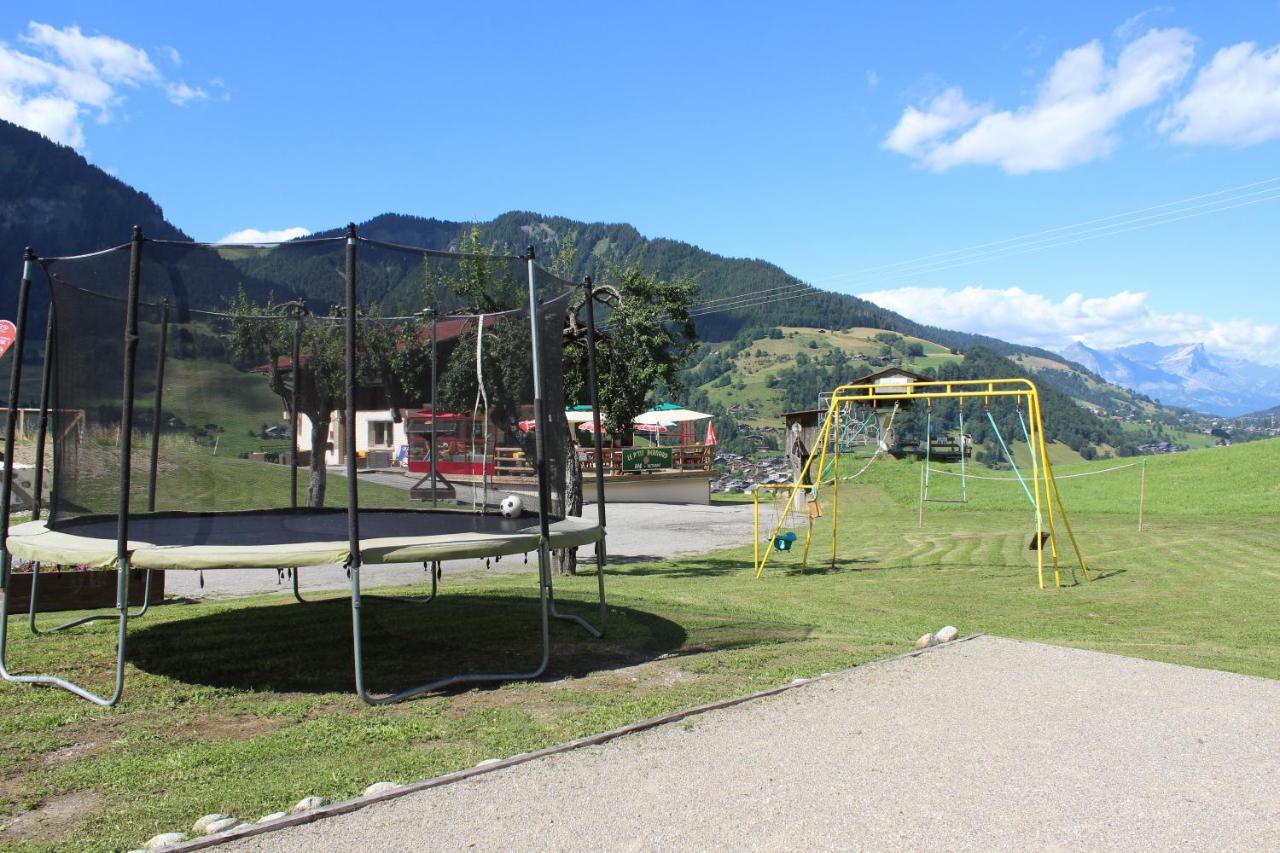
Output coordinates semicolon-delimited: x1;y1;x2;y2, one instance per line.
36;236;577;529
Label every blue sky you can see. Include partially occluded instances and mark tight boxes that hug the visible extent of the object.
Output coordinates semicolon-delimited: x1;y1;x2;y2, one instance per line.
5;2;1280;361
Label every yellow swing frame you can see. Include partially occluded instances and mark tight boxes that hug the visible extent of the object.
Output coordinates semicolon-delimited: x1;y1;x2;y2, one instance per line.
753;377;1090;588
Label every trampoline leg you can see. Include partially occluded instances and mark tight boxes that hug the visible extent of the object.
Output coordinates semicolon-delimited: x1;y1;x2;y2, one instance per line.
1;551;130;707
348;547;553;706
545;540;604;635
363;561;440;605
290;568;310;604
28;564;155;634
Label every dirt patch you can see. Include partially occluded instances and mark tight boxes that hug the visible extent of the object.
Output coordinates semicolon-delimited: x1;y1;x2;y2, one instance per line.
573;657;701;692
42;740;102;766
0;790;101;843
187;714;278;741
442;688;563;725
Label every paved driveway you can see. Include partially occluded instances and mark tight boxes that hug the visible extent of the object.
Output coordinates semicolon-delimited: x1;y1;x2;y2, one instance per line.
220;637;1280;852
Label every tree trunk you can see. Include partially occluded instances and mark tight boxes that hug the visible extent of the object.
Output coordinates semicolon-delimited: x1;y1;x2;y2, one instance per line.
556;447;583;576
307;410;330;507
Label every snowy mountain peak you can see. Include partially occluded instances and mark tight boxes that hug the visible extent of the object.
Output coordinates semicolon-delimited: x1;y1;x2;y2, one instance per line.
1058;341;1280;416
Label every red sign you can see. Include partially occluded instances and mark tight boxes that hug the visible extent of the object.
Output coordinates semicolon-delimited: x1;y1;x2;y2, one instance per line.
0;321;15;360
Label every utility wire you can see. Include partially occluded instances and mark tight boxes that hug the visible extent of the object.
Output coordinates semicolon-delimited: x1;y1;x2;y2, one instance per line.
810;175;1280;287
686;181;1280;317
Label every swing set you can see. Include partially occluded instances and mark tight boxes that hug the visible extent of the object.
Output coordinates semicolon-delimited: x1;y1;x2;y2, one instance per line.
753;377;1090;589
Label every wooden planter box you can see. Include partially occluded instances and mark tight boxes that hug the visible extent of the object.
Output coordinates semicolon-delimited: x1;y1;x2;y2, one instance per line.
2;569;164;613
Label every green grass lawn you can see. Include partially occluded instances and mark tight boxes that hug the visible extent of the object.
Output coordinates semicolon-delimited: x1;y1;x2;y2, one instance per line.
36;435;419;517
1;440;1277;850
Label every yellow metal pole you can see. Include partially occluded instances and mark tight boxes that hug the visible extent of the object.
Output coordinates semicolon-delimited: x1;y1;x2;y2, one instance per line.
756;398;838;579
831;405;841;567
802;405;836;570
1028;390;1062;587
1023;392;1047;589
800;510;815;569
1032;392;1090;582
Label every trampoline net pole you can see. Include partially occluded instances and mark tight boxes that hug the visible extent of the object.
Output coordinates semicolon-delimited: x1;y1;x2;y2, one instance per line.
582;276;608;630
1;249;36;591
31;309;54;521
290;306;301;509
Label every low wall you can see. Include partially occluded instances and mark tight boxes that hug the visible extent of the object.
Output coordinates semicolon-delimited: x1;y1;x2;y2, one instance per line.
3;569;165;613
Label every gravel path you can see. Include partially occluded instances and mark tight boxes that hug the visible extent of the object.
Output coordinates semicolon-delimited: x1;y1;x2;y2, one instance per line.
220;637;1280;852
164;502;756;599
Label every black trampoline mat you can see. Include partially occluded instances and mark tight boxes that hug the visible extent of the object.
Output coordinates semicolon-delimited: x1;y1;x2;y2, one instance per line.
49;509;540;548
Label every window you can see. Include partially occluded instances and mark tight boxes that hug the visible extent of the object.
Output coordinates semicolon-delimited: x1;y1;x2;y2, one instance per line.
369;420;393;448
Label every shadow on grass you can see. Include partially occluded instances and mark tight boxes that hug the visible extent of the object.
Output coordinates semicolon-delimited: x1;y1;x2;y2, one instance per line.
126;593;691;695
1083;566;1127;582
615;554;882;579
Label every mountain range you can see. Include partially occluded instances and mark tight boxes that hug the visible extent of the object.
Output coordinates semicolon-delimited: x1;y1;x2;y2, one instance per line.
0;117;1214;447
1060;341;1280;416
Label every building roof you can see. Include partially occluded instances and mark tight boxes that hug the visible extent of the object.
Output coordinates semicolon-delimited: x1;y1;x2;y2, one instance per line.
781;366;928;419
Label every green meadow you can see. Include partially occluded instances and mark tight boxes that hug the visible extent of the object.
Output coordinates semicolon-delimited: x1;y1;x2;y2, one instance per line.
0;439;1277;850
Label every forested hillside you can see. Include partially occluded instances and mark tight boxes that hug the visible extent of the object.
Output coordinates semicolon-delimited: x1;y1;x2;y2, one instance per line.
0;119;188;315
2;119;1173;450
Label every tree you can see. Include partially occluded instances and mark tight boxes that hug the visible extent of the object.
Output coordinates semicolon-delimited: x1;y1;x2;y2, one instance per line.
560;264;696;574
226;291;431;507
565;264;697;437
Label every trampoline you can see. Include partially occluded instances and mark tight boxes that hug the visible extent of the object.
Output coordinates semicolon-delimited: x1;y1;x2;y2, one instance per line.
1;226;614;706
6;509;601;570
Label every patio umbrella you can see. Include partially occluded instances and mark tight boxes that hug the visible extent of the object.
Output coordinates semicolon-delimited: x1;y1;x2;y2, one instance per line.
631;422;672;434
633;405;711;424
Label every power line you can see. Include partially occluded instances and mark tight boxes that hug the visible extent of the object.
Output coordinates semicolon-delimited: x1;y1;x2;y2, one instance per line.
835;188;1280;290
688;177;1280;315
811;175;1280;287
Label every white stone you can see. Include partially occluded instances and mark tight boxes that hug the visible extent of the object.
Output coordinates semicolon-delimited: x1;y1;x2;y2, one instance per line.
258;812;288;823
143;832;186;849
203;817;242;835
914;634;934;650
291;795;328;813
191;814;229;834
363;782;401;797
935;625;959;643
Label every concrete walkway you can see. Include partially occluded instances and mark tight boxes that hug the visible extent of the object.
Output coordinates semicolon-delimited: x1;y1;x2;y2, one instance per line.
221;637;1280;851
165;502;756;599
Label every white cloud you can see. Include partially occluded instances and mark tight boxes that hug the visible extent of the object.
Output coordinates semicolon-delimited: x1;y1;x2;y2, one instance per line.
217;226;312;244
166;81;206;105
866;69;879;90
859;285;1280;364
1161;41;1280;146
882;88;989;157
883;28;1195;173
1115;7;1172;41
0;21;212;149
159;45;182;67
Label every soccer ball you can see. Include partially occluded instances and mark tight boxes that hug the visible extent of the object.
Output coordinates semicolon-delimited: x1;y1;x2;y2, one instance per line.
500;494;523;518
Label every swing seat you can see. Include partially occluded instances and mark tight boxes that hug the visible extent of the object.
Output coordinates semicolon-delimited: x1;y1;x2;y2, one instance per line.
1028;531;1051;551
773;531;798;552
